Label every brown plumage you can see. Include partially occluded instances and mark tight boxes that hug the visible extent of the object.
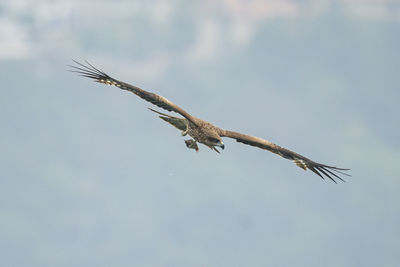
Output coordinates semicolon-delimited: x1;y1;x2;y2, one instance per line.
69;60;350;183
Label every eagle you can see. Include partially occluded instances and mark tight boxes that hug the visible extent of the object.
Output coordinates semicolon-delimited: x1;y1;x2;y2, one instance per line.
69;60;350;183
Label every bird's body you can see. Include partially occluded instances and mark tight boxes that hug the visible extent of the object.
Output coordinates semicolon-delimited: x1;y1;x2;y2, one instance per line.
187;119;223;150
70;60;350;183
149;108;223;152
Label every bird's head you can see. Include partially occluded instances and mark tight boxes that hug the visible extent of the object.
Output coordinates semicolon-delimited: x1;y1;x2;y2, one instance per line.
206;135;224;150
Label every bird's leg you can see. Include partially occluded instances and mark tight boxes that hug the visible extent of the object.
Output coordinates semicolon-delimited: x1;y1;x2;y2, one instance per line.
184;139;199;152
181;129;189;136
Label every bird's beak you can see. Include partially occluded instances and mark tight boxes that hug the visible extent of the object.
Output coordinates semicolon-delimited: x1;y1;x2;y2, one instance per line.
219;142;225;150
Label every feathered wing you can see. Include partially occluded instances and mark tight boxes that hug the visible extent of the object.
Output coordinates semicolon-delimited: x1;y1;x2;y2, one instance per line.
69;60;198;125
219;130;350;183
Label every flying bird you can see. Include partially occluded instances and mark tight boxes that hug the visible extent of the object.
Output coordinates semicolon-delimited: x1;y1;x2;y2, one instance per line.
69;60;350;183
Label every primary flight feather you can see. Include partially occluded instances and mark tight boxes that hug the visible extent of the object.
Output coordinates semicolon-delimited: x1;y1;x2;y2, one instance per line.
69;60;350;183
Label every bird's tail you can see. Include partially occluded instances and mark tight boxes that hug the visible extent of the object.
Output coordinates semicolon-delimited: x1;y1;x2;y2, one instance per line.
148;108;188;131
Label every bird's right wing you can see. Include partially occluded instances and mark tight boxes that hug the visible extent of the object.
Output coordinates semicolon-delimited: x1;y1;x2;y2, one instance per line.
69;60;198;126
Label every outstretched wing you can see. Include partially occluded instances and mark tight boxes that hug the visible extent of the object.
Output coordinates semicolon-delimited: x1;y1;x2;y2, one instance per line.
69;60;198;125
220;130;350;183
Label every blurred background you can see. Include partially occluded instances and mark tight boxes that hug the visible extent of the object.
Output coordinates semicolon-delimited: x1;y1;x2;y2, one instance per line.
1;0;399;266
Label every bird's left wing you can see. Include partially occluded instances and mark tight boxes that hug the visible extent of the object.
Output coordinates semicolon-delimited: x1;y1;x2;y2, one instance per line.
219;129;350;183
69;60;198;126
